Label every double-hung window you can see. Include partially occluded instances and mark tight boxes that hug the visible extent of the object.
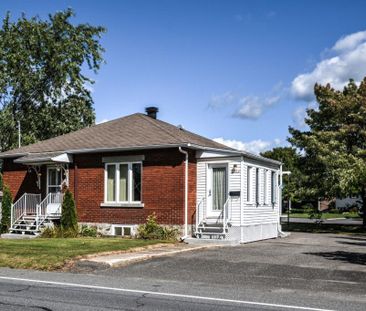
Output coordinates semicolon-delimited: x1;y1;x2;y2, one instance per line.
255;168;260;206
105;162;142;204
271;171;277;205
263;170;267;205
246;166;251;202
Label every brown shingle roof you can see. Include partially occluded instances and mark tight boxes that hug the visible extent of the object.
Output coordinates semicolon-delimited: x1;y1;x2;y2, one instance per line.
0;113;235;157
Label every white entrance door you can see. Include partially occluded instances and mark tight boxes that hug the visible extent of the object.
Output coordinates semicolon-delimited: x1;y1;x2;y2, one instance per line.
207;164;228;217
47;167;63;194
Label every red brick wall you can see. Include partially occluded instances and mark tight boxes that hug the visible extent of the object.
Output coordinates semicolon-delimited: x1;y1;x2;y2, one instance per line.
2;161;40;201
2;148;197;226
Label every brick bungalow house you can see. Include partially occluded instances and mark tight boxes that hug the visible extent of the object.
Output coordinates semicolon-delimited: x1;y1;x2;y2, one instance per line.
0;108;282;243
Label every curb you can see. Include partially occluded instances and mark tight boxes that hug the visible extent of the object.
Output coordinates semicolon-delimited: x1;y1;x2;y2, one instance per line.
79;244;223;268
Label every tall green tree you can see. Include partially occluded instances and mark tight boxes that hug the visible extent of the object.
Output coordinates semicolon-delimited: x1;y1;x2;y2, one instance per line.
0;9;106;151
60;189;78;232
289;78;366;226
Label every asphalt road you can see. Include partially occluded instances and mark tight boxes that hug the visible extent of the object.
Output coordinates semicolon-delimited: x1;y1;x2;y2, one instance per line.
0;232;365;311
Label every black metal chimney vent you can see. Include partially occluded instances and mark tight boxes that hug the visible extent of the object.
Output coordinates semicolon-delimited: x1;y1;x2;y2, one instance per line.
145;106;159;119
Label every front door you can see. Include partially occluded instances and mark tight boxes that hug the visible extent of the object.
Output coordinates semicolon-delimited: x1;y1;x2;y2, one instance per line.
207;164;228;217
47;167;63;194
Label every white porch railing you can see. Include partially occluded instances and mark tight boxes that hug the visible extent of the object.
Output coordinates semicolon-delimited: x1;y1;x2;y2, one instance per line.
36;193;63;230
11;193;41;228
195;196;232;230
222;197;232;231
11;192;63;232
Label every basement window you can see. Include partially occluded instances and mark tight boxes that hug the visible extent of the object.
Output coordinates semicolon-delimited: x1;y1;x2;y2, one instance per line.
113;225;133;237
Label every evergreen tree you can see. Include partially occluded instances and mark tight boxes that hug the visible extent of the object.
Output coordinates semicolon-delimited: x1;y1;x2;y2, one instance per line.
0;9;106;151
60;189;78;231
289;78;366;226
0;185;12;233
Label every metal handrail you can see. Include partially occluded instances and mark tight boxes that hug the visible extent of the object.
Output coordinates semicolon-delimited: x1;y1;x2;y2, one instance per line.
196;197;205;229
11;193;41;228
222;197;231;231
36;192;63;230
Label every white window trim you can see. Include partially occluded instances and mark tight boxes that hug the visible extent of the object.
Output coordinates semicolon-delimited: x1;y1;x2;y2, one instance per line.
104;161;142;204
263;169;267;205
271;170;277;205
246;166;252;203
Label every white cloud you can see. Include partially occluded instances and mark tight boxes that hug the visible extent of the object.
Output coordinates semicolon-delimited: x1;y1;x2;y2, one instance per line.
214;137;282;154
291;30;366;101
208;91;235;109
234;95;280;119
333;31;366;52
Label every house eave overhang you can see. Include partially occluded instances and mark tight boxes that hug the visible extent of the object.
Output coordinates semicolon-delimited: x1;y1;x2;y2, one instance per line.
13;153;73;165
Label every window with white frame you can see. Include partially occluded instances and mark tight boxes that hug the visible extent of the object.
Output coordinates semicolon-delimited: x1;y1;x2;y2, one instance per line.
246;166;251;202
271;171;277;204
105;162;142;203
255;168;259;205
263;170;267;205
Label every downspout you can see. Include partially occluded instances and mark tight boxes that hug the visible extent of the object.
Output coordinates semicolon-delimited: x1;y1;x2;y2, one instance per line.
278;164;287;237
178;146;189;240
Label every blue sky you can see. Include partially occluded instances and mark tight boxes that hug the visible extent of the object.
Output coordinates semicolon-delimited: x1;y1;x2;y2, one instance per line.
2;0;366;153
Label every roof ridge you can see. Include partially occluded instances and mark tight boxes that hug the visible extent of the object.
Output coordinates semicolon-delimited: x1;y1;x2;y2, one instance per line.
137;113;186;144
142;114;236;150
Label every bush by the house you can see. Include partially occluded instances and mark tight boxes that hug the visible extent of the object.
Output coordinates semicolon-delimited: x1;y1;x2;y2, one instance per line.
0;186;12;233
60;189;78;232
39;225;79;238
137;213;179;240
79;224;98;237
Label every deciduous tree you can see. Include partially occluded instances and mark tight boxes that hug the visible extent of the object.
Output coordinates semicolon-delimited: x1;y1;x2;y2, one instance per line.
0;9;105;151
289;79;366;226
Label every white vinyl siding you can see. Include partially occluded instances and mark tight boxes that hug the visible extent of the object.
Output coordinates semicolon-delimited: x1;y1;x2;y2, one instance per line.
196;152;281;243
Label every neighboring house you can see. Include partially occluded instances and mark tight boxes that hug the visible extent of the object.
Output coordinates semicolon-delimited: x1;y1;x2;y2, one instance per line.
0;107;282;243
335;197;361;210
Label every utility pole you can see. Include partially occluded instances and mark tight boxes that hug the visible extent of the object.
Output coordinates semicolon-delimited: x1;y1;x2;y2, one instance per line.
18;120;21;148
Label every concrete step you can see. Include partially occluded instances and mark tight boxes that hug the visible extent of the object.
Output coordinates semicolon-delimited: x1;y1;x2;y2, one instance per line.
1;233;38;239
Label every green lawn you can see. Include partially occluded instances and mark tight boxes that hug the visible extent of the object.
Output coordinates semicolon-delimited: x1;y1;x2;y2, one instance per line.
0;238;166;270
289;212;360;219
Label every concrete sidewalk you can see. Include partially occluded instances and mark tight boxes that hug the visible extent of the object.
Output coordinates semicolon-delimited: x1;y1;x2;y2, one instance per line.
76;242;222;269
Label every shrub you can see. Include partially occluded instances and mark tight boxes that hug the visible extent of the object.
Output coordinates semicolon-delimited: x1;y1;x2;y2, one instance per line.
0;185;12;233
137;213;179;241
60;189;78;232
39;225;79;238
79;224;98;237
